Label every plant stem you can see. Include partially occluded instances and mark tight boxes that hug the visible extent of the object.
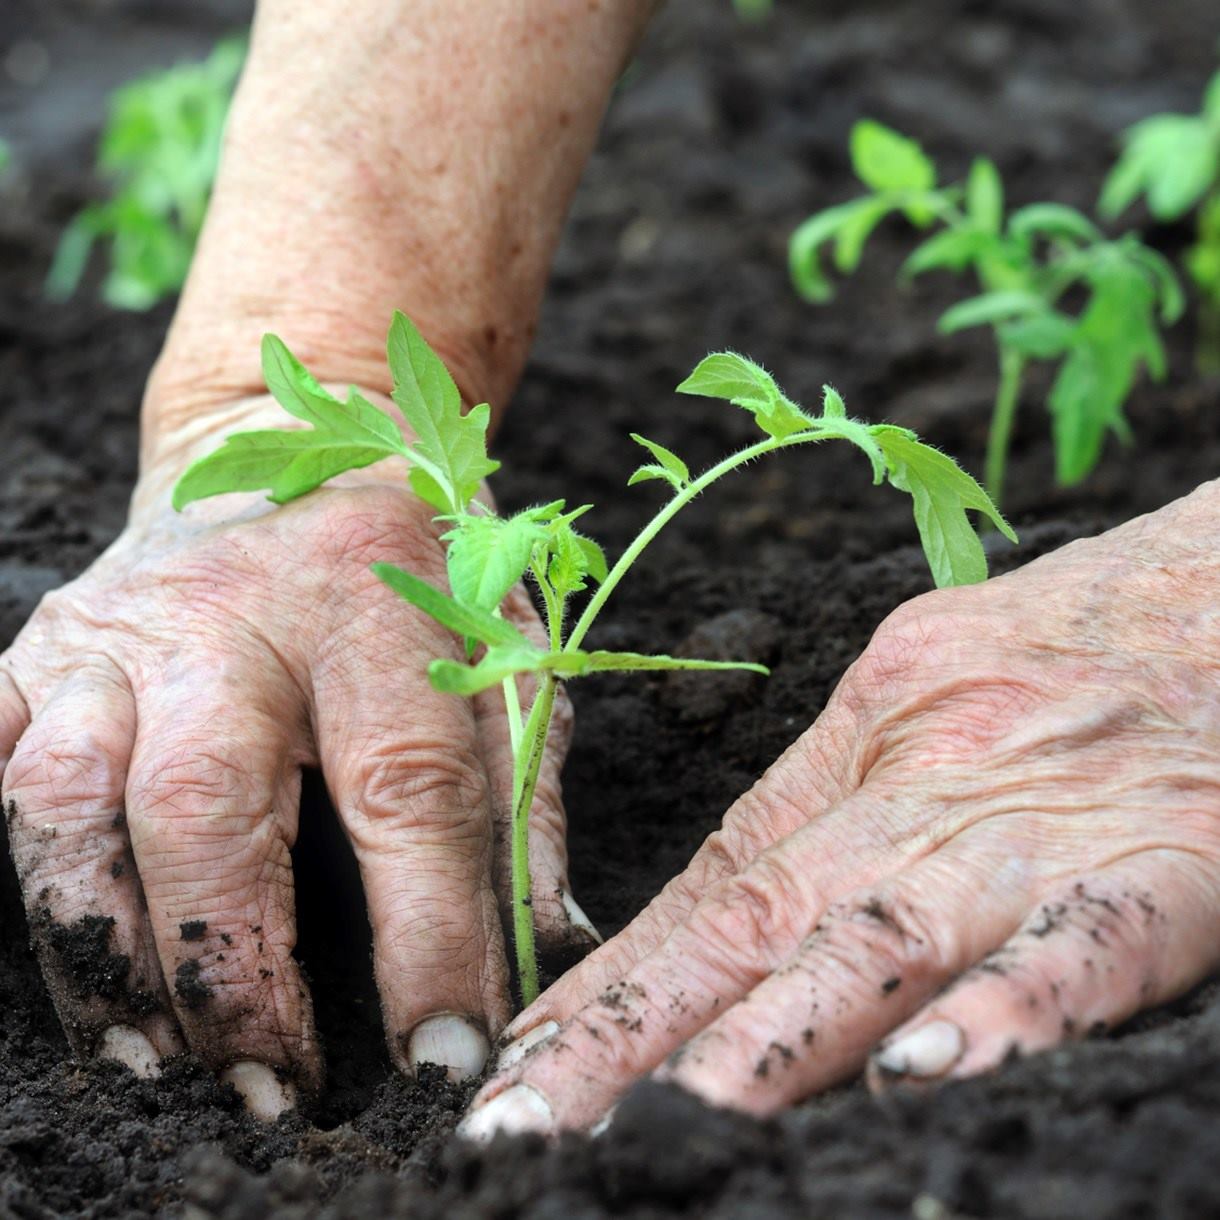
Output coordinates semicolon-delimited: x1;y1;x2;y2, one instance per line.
984;344;1025;509
510;672;557;1006
567;434;792;650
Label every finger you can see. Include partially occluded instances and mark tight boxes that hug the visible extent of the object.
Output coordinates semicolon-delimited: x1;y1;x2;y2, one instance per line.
315;627;508;1084
2;663;183;1075
867;851;1220;1090
498;692;865;1045
126;675;317;1118
0;664;30;782
475;666;599;975
655;846;1033;1115
464;784;944;1138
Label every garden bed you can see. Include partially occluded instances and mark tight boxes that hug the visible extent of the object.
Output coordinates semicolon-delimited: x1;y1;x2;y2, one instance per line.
2;0;1220;1215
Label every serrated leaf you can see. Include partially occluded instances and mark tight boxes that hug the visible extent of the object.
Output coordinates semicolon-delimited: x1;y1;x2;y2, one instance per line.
372;563;529;648
677;352;813;440
443;512;545;613
1106;116;1217;221
850;120;936;194
628;464;685;491
821;385;846;419
546;524;595;599
873;427;1015;587
676;351;782;404
173;428;399;509
631;433;690;485
174;337;409;509
1008;203;1101;245
387;311;500;514
428;645;547;696
938;291;1047;334
966;158;1004;234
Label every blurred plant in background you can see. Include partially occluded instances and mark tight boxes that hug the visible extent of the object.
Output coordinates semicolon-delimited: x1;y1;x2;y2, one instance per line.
46;34;246;311
732;0;773;23
1101;63;1220;372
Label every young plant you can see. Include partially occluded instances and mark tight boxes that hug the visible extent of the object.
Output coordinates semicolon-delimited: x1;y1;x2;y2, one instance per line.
1099;66;1220;372
172;312;1013;1005
790;120;1183;506
46;35;246;311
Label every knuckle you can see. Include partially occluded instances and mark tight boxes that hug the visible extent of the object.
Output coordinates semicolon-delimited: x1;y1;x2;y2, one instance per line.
129;742;261;827
804;892;948;1003
349;739;490;833
686;854;812;980
4;728;126;815
545;985;656;1086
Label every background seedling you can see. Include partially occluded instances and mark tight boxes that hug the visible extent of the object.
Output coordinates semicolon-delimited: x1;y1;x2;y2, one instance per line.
1100;65;1220;372
46;35;245;310
791;120;1183;507
173;312;1012;1005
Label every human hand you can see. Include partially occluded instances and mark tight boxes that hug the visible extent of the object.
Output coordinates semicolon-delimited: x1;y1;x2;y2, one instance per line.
462;479;1220;1139
0;391;594;1120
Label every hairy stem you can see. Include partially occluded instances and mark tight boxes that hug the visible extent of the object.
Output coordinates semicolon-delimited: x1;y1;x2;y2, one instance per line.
567;434;790;650
985;344;1025;508
511;673;558;1006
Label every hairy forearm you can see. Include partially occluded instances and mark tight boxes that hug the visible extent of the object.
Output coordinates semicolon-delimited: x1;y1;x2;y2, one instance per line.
144;0;656;464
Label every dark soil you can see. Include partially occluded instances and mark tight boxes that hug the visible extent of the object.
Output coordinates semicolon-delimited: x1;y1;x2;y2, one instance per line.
3;0;1220;1216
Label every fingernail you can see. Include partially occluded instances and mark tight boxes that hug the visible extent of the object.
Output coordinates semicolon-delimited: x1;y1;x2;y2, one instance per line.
220;1060;297;1122
457;1084;554;1143
590;1104;617;1139
497;1020;560;1071
873;1019;965;1080
96;1025;161;1079
562;891;604;944
407;1013;490;1081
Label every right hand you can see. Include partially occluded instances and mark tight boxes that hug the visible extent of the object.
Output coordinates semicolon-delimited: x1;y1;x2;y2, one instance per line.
0;391;595;1118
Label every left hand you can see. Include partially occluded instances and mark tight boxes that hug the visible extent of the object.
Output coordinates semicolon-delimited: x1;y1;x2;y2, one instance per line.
460;479;1220;1139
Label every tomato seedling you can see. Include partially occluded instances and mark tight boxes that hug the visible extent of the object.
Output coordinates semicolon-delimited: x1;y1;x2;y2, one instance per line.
791;120;1183;507
1100;65;1220;372
173;312;1012;1004
46;35;245;311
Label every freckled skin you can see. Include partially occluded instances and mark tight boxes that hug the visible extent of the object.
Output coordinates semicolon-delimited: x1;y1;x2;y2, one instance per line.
0;0;659;1092
469;481;1220;1128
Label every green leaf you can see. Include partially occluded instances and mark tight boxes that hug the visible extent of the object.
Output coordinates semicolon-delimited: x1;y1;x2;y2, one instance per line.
173;336;410;509
387;311;500;514
428;645;547;696
850;120;936;194
372;563;529;648
676;352;813;440
443;512;545;613
821;385;846;419
833;197;894;273
966;158;1004;234
1103;115;1217;221
1204;69;1220;127
937;290;1047;334
873;428;1016;587
999;311;1078;359
630;433;690;486
1008;203;1101;245
902;227;995;278
46;209;104;301
545;523;599;599
575;535;608;584
1122;241;1186;323
788;199;877;303
628;464;685;490
565;651;770;677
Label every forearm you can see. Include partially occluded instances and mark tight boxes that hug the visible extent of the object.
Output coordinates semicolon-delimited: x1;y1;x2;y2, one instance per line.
143;0;656;466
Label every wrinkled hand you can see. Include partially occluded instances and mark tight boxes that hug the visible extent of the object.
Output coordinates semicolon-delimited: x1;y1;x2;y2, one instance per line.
463;479;1220;1139
0;394;594;1119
